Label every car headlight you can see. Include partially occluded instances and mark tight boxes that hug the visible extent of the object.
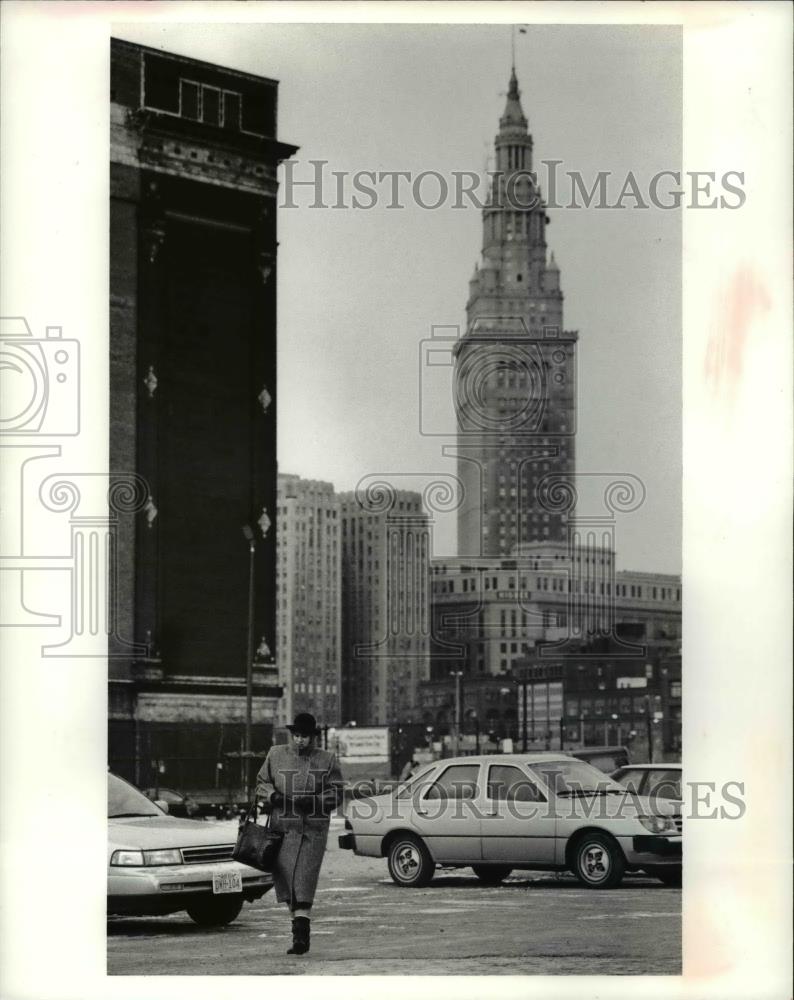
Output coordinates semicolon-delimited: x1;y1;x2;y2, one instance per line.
638;814;678;835
110;849;183;866
110;850;145;866
143;849;182;865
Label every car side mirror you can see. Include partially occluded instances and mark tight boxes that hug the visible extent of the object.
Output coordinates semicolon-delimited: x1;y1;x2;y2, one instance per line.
154;799;169;814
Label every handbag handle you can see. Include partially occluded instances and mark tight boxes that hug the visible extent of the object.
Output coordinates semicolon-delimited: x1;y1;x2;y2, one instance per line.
241;799;272;828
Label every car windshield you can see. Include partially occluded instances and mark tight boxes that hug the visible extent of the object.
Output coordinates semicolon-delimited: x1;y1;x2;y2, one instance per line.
645;769;682;799
395;764;436;798
108;773;163;818
529;759;626;796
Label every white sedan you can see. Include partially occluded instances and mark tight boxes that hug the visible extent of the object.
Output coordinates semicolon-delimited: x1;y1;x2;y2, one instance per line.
340;753;682;889
108;773;272;924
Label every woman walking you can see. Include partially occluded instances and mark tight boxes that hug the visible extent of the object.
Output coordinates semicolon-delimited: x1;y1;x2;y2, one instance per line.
255;713;344;955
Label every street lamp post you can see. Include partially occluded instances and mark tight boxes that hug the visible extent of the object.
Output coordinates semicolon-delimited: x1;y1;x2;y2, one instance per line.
466;709;480;753
242;524;256;797
450;671;463;755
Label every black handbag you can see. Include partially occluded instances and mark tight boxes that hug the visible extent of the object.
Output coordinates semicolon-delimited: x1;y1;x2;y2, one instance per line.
232;801;283;873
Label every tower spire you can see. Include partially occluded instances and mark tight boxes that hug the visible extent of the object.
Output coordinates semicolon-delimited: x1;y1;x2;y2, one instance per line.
500;65;527;131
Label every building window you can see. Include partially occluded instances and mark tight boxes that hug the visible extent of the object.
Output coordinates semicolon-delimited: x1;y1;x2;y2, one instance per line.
202;86;221;125
180;80;200;120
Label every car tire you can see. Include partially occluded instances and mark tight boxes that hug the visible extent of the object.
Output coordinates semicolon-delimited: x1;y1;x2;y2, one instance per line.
472;865;512;885
653;867;682;887
185;896;244;926
386;834;435;888
571;832;626;889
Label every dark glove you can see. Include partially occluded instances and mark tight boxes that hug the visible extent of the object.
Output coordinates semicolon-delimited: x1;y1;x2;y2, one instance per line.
293;794;315;815
270;791;284;807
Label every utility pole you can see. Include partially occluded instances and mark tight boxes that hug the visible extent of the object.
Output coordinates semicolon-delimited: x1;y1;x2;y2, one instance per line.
450;671;463;755
242;524;256;798
645;694;654;762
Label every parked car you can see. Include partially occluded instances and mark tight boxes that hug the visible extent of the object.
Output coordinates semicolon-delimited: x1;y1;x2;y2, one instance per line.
569;746;631;773
141;786;201;819
611;763;682;801
108;772;272;924
339;753;681;889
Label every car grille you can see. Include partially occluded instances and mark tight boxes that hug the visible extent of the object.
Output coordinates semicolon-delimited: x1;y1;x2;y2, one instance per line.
180;845;235;864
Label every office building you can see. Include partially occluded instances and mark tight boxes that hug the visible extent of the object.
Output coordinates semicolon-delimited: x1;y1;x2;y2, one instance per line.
339;490;431;726
276;474;341;728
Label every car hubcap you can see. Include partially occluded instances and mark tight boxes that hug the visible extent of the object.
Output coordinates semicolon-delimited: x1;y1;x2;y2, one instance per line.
395;844;420;879
581;843;609;882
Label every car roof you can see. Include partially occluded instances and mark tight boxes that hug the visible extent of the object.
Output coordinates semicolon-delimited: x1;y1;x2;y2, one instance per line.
428;753;577;767
618;762;681;770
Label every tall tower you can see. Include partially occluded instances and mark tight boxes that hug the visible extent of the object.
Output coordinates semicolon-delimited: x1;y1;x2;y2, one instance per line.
455;67;577;558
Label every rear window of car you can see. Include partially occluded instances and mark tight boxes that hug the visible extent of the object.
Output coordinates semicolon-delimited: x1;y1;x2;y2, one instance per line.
425;764;480;801
487;765;545;802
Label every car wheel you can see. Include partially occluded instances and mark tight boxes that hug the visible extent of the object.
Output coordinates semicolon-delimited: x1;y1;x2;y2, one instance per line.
471;865;512;885
571;832;625;889
653;867;682;887
386;834;435;887
185;896;244;926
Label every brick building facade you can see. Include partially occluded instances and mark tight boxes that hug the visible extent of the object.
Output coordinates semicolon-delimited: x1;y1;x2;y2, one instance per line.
108;39;296;789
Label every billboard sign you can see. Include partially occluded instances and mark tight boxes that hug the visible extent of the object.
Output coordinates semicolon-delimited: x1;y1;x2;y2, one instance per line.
330;726;390;764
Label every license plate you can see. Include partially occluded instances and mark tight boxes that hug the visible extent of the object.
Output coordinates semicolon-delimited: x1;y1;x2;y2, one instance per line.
212;870;243;894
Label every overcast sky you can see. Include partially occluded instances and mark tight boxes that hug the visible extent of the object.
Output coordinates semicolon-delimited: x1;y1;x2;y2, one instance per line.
115;22;682;574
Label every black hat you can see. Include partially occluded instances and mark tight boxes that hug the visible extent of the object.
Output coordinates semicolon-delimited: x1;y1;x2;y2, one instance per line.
286;712;321;736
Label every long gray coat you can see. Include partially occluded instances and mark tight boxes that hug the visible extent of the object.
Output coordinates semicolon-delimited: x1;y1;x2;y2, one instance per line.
255;744;344;907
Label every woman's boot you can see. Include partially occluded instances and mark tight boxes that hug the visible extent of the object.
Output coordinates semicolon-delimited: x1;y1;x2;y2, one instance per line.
287;916;310;955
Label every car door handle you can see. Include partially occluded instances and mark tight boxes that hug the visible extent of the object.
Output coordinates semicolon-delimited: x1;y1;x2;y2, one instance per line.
416;809;428;816
485;811;498;817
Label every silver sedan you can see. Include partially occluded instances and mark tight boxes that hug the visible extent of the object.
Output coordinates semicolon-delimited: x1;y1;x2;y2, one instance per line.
339;753;682;889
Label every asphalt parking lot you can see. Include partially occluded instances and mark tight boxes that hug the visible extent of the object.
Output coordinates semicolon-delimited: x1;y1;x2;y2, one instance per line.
108;821;681;976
